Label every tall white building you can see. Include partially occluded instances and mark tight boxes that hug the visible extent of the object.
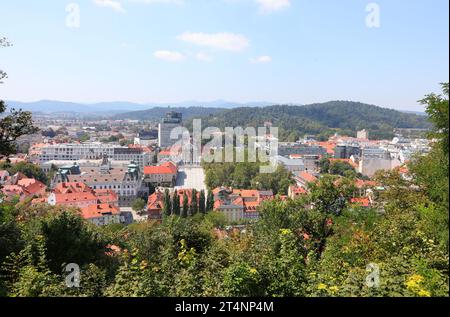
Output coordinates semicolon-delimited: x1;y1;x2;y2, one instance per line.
36;143;152;169
158;111;183;148
357;129;369;140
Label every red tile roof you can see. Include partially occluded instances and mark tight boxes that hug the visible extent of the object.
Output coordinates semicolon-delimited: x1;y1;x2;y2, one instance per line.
54;182;91;194
350;197;371;208
80;204;120;219
297;171;318;183
144;162;177;175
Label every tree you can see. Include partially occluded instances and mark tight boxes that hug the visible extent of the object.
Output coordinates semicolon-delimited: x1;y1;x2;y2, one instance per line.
206;191;215;212
35;210;109;273
132;198;146;216
0;161;48;184
198;190;206;214
308;175;355;216
163;189;172;217
420;83;449;156
189;189;198;216
0;37;39;157
329;161;356;177
172;190;181;216
319;158;330;173
0;37;11;84
182;192;189;218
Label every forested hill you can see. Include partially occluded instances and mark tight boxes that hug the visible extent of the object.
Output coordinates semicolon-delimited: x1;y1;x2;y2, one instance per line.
113;106;226;121
187;101;431;141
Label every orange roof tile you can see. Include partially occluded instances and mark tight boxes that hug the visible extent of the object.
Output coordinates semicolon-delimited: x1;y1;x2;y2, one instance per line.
298;171;318;183
80;204;120;219
144;162;177;175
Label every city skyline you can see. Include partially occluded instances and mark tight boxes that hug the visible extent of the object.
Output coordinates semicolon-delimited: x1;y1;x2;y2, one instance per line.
0;0;449;111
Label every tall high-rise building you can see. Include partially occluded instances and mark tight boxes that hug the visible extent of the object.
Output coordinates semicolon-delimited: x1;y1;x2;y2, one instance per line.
357;129;369;140
158;111;183;148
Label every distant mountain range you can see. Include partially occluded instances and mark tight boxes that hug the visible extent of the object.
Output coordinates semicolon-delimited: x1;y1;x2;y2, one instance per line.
5;100;274;115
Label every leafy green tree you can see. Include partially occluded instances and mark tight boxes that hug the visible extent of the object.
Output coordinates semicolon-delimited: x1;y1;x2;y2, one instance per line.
6;236;63;297
131;198;146;216
206;191;215;212
32;211;109;273
420;83;449;156
172;190;181;216
0;203;24;274
308;175;355;216
329;161;356;177
1;113;32;152
189;189;198;216
223;262;262;297
319;157;330;173
264;229;307;296
182;192;189;218
198;190;206;214
163;189;172;217
0;161;48;184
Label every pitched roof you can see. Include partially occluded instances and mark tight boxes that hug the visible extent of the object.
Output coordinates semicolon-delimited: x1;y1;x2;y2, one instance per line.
54;182;91;194
80;204;120;219
54;191;97;204
350;197;371;207
144;162;177;175
297;171;318;183
17;178;47;195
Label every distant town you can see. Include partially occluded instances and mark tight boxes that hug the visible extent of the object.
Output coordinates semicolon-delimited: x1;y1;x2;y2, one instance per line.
0;109;432;226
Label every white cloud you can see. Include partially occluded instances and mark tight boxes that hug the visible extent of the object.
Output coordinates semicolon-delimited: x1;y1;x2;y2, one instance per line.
154;50;186;62
196;52;214;62
177;32;249;52
249;55;272;63
94;0;126;13
255;0;290;14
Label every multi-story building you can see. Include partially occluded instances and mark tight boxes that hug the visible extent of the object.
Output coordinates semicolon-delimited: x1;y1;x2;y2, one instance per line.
293;171;318;190
273;155;306;173
158;112;183;148
80;204;122;226
36;143;152;170
46;181;131;226
212;187;274;222
53;157;144;206
278;143;327;157
134;129;158;146
334;144;361;159
143;162;178;188
357;129;369;140
358;147;401;177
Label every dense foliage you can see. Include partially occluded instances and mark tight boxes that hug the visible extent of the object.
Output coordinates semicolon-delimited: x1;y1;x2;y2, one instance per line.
0;38;39;157
187;101;430;141
114;106;226;121
0;85;447;297
0;161;49;184
203;160;294;196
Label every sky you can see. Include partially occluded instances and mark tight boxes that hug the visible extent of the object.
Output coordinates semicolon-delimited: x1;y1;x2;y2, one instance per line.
0;0;448;111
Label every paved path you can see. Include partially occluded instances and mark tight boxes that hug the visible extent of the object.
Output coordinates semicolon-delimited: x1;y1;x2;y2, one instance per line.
175;167;207;192
120;207;148;223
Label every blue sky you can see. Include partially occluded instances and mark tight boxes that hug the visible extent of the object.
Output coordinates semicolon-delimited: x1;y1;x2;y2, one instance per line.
0;0;448;111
